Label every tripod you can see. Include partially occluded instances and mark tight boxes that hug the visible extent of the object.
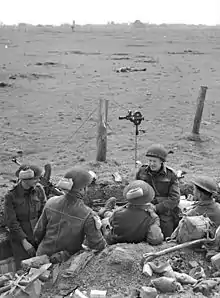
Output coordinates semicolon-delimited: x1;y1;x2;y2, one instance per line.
119;110;144;167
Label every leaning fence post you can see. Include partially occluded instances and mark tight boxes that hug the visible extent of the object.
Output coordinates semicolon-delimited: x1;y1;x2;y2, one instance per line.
188;86;208;141
96;99;108;161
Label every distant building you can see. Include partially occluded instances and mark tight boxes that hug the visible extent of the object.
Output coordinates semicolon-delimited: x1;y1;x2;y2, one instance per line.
132;20;146;29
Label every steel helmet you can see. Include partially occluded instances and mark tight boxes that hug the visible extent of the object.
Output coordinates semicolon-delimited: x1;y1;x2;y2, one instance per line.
146;144;168;162
123;180;155;205
64;166;93;190
192;176;217;194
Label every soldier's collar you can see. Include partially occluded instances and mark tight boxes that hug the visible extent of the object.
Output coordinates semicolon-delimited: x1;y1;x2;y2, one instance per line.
17;182;35;194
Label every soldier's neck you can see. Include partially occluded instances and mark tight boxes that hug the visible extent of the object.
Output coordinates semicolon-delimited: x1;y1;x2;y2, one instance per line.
21;181;32;190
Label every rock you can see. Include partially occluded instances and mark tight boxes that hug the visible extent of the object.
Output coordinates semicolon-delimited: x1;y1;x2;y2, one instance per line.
21;255;50;269
189;266;206;280
189;260;199;268
107;247;135;271
211;252;220;270
90;290;107;298
151;277;183;293
74;289;89;298
58;282;70;290
39;269;51;282
193;279;220;296
29;268;51;282
142;263;153;277
140;286;157;298
172;271;197;285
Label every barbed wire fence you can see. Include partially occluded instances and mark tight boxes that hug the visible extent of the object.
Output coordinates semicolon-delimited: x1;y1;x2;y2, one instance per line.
66;98;145;163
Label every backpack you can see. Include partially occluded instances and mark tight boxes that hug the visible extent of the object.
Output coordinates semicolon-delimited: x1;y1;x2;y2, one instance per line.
171;215;213;243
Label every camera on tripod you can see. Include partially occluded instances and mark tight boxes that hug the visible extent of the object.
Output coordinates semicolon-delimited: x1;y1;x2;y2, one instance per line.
119;110;144;134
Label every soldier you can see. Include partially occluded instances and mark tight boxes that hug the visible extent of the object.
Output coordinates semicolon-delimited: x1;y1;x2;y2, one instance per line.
4;164;46;270
103;180;164;245
187;176;220;227
136;144;180;238
34;166;106;263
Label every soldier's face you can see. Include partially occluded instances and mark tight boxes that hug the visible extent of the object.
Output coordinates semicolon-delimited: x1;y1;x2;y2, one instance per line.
22;177;39;189
148;157;162;172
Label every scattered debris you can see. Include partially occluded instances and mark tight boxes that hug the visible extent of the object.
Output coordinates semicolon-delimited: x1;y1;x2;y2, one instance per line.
116;67;146;73
189;266;206;279
168;49;205;55
135;57;158;64
112;172;122;182
140;286;157;298
107;247;135;271
35;61;60;66
21;255;50;270
88;171;97;184
211;252;220;270
64;50;101;56
0;263;51;297
151;276;183;293
90;289;107;298
52;264;60;285
0;82;12;88
188;260;199;268
73;289;89;298
62;251;95;277
9;73;54;80
193;278;220;296
111;56;130;61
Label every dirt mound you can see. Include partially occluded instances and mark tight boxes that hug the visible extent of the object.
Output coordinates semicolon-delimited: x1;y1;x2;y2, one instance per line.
40;243;220;297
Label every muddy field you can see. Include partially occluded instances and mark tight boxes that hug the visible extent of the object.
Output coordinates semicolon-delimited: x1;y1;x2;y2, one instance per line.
0;24;220;297
0;24;220;182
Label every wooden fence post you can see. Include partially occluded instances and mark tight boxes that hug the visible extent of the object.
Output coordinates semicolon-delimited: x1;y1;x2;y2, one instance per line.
188;86;208;141
96;99;108;161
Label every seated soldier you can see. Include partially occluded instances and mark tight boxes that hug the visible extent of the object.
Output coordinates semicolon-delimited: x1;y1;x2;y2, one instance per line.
187;176;220;228
4;164;46;270
103;180;164;245
34;166;106;263
135;143;180;238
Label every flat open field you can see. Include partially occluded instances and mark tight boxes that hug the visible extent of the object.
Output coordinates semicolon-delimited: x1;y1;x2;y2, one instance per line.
0;24;220;182
1;23;220;298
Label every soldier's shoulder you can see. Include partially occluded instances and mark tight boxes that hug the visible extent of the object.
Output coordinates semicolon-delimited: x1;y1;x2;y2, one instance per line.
6;184;19;195
45;195;64;207
165;166;178;176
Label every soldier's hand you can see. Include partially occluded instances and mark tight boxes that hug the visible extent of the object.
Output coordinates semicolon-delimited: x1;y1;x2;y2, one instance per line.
145;203;158;218
92;212;102;230
22;239;36;257
50;251;69;264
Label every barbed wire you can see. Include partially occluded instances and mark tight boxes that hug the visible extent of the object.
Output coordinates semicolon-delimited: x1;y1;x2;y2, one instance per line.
69;106;98;140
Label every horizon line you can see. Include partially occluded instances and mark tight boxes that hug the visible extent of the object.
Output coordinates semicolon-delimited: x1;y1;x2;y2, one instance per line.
0;21;220;27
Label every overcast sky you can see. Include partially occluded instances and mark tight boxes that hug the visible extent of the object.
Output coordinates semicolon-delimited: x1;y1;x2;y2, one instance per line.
0;0;219;25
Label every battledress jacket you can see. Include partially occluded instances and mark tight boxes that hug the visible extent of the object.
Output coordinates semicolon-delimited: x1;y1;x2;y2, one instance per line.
34;191;106;257
4;183;46;269
106;204;164;245
136;164;180;237
136;164;180;215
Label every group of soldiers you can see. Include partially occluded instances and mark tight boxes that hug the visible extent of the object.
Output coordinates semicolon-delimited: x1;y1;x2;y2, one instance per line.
4;143;220;270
